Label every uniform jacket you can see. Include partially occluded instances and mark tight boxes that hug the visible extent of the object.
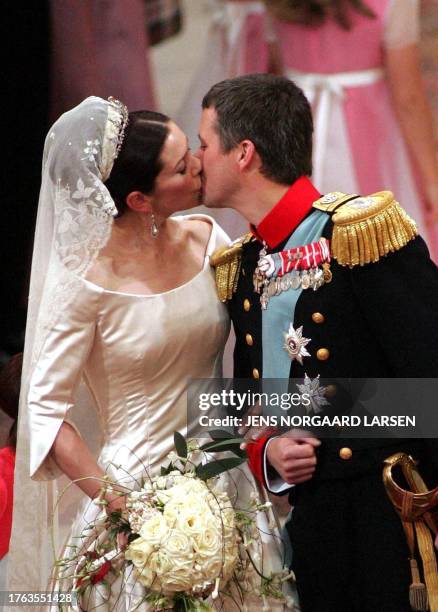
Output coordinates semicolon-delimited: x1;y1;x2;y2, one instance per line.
226;179;438;486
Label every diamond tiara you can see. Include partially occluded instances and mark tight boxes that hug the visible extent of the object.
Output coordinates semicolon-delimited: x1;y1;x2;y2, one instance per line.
107;96;129;158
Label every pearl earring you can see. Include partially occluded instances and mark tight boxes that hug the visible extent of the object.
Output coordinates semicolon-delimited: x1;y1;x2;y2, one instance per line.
150;212;159;238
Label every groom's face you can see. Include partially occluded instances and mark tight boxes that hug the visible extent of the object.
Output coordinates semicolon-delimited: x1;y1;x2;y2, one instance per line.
197;108;239;208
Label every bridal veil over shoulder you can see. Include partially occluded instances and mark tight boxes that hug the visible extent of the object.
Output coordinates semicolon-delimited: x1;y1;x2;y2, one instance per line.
7;96;128;592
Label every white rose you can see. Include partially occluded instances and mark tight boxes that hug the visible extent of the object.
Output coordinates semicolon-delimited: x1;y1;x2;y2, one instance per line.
149;551;173;576
125;536;154;568
140;513;169;545
163;505;179;529
160;567;194;593
176;507;209;535
198;556;223;580
194;526;221;558
155;490;172;505
135;561;156;589
163;529;193;560
155;476;168;490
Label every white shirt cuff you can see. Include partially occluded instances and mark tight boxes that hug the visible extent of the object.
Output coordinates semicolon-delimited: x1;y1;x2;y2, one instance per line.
263;436;295;494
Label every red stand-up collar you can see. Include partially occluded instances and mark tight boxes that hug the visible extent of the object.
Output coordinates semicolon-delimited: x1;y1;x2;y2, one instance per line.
252;176;321;249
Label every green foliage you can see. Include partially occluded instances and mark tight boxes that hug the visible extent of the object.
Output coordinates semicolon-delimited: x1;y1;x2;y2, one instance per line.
174;431;188;458
200;437;247;458
195;456;245;481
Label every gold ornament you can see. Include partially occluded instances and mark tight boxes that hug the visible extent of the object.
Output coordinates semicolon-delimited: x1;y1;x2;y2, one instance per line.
330;191;418;267
210;233;253;302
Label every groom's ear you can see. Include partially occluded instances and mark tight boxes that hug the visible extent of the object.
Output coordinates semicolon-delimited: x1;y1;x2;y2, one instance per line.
125;191;153;213
237;140;258;172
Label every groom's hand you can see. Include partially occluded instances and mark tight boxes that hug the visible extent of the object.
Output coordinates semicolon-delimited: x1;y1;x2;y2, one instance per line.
266;434;321;485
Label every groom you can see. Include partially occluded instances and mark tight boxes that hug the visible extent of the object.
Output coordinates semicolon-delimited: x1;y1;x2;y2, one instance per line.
197;73;438;612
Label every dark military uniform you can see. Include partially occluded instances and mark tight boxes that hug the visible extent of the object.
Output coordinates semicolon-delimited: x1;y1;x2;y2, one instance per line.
213;178;438;612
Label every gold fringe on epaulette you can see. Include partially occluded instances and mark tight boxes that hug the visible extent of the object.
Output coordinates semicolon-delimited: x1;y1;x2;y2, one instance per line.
210;239;249;302
214;258;242;302
332;195;418;267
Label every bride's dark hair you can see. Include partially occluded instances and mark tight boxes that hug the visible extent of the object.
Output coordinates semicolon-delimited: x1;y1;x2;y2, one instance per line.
105;110;170;216
265;0;375;30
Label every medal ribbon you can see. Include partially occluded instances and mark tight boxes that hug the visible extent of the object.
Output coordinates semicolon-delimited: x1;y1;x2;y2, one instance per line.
268;237;330;279
279;237;330;275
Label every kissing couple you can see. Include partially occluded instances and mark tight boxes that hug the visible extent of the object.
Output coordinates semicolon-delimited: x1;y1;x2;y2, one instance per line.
8;73;438;612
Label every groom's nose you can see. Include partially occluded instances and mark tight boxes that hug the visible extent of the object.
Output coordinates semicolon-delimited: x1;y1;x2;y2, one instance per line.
192;155;202;175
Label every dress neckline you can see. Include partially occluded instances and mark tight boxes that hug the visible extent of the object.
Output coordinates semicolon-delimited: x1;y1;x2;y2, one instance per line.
82;214;217;298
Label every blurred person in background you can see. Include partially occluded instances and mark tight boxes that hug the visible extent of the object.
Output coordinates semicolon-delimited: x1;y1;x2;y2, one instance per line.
177;0;278;240
50;0;156;119
420;0;438;135
145;0;183;46
0;354;22;589
178;0;274;143
265;0;438;261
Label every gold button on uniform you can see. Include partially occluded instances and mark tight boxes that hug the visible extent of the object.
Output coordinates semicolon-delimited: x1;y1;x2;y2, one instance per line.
339;447;353;460
243;299;251;312
317;348;330;361
245;333;254;346
252;368;260;379
312;312;325;324
325;384;337;398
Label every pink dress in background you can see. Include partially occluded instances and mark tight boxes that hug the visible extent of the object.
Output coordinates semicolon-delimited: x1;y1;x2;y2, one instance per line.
178;0;270;150
420;0;438;135
272;0;438;260
177;1;270;241
50;0;156;120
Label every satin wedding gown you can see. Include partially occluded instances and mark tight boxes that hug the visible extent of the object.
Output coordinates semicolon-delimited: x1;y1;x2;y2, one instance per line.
26;215;296;611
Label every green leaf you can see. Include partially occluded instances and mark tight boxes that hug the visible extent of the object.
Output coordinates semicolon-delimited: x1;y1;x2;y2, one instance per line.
173;431;188;459
208;429;235;440
195;456;245;480
200;438;247;458
201;438;243;450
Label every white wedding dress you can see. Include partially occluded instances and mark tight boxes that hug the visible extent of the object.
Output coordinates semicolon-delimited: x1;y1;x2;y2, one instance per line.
24;214;296;611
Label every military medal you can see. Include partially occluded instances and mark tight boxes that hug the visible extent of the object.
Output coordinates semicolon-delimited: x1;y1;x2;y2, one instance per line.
253;238;332;308
253;242;268;295
283;324;311;364
296;374;331;415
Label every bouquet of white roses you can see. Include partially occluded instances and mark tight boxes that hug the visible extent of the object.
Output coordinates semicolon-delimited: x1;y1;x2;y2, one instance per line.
124;470;238;602
54;432;296;611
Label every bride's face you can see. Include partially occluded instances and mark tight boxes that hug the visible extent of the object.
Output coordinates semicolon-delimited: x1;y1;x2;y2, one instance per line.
152;122;202;216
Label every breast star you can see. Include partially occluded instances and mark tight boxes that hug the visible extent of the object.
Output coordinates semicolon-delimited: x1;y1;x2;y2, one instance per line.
283;324;311;365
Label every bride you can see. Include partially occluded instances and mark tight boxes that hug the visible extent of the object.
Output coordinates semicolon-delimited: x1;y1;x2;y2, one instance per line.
7;96;297;610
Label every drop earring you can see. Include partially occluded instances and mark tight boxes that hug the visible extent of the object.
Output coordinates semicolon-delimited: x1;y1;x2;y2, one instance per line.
150;212;159;238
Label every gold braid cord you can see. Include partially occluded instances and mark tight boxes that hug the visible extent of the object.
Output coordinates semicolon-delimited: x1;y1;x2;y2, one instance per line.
331;191;418;267
210;234;253;303
383;453;438;612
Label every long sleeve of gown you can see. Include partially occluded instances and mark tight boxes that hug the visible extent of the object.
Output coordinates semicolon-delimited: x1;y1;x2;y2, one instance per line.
28;283;100;481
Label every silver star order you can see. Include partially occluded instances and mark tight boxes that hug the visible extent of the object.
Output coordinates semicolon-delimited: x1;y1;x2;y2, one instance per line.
297;374;331;414
283;324;311;364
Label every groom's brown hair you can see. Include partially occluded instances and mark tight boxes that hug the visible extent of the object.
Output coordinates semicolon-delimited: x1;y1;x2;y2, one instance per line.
202;73;313;186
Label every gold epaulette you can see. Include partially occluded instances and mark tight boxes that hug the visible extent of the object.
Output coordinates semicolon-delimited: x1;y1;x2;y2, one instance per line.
210;233;253;302
314;191;418;267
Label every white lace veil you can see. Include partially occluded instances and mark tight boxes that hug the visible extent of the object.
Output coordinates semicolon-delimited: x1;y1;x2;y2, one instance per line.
7;96;129;593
